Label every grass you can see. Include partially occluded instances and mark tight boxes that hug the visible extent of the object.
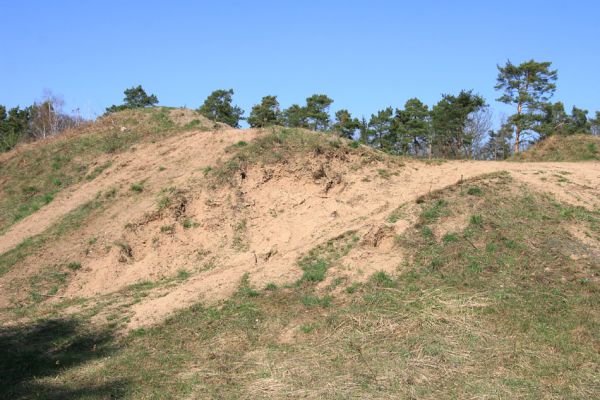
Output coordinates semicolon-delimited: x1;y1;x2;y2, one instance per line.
232;220;248;251
85;161;112;181
420;198;449;223
19;182;598;399
129;182;144;193
0;107;210;234
377;168;391;179
466;186;483;196
297;231;358;284
1;150;599;397
386;204;406;223
369;270;397;288
0;192;111;277
211;127;383;184
66;262;82;271
517;134;600;161
160;224;175;234
181;218;197;229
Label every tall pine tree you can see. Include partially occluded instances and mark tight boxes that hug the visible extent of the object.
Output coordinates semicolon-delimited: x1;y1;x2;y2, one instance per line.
495;60;557;153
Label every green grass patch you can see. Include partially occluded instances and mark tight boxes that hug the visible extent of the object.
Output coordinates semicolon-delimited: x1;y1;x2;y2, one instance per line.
297;231;358;284
0;193;110;277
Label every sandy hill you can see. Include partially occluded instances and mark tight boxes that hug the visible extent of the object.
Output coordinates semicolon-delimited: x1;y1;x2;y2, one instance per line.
0;108;599;398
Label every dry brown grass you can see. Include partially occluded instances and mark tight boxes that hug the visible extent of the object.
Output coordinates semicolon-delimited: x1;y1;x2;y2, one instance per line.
517;134;600;161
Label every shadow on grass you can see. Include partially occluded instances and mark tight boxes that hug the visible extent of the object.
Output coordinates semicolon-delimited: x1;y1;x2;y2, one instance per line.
0;318;127;399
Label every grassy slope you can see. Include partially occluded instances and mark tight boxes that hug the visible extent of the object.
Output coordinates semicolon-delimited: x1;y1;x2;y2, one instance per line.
2;172;598;399
0;107;210;234
517;134;600;162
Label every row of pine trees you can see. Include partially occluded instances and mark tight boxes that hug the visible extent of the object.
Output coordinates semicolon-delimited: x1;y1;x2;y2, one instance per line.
2;60;599;159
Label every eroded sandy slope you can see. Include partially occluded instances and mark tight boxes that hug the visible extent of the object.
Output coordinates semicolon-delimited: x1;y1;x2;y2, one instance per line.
0;127;598;329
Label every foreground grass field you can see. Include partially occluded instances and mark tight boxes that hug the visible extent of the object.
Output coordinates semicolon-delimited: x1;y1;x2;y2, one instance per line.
2;172;598;399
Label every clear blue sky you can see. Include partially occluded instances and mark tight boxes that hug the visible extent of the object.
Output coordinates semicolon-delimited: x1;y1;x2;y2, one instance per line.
1;0;599;127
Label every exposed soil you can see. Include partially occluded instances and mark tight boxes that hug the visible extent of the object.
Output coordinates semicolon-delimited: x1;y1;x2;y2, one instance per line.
1;126;599;329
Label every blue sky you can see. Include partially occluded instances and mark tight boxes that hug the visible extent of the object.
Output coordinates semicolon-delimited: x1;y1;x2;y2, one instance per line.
1;0;599;127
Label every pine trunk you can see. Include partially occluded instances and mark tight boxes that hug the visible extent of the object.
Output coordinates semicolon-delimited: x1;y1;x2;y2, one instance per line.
514;102;522;153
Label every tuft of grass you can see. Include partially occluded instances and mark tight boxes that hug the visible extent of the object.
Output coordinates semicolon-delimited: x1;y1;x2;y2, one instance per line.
377;169;391;179
237;273;260;298
232;220;248;251
467;186;483;196
85;161;112;181
181;218;197;229
156;187;178;211
300;323;317;334
301;294;332;308
442;233;459;244
470;214;483;225
369;271;397;288
421;199;449;223
299;259;328;282
386;204;406;223
160;224;175;234
297;231;357;284
66;262;82;271
116;242;133;259
177;269;191;280
345;282;361;294
130;183;144;193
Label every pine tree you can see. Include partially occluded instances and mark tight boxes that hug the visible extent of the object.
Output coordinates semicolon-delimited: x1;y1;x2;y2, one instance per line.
495;60;558;153
105;85;158;114
591;111;600;136
123;85;158;108
367;108;394;150
0;105;31;152
304;94;333;131
483;123;513;160
198;89;244;128
281;104;307;128
431;90;486;158
568;106;591;134
333;109;360;139
358;117;369;144
394;98;430;155
247;95;280;128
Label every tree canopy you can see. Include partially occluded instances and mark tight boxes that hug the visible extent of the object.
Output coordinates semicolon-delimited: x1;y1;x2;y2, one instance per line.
198;89;244;128
3;58;599;157
105;85;158;114
333;109;360;139
247;95;280;128
304;94;334;131
431;90;486;158
495;59;558;152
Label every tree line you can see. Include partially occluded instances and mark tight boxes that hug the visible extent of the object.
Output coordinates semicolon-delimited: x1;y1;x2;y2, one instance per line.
190;59;599;159
0;91;85;152
2;60;599;158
